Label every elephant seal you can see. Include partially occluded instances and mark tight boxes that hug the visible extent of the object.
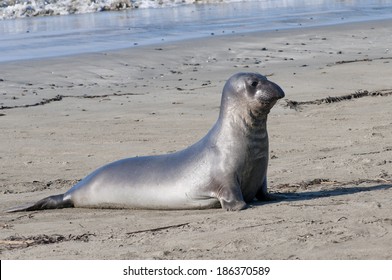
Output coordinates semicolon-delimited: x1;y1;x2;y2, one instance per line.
6;72;284;212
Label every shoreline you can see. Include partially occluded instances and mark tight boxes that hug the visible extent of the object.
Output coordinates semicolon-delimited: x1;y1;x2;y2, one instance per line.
2;1;392;62
1;18;392;259
1;17;392;65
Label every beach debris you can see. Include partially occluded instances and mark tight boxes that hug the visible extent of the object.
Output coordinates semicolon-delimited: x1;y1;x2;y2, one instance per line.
126;223;190;236
284;89;392;110
327;56;392;66
0;92;144;110
0;232;96;249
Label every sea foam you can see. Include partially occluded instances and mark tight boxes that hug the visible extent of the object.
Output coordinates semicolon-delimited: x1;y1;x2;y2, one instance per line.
0;0;239;20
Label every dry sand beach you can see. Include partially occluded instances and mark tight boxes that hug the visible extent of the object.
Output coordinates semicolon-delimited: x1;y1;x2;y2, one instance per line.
1;19;392;259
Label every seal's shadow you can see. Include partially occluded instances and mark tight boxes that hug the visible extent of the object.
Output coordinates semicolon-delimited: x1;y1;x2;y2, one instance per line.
251;183;392;207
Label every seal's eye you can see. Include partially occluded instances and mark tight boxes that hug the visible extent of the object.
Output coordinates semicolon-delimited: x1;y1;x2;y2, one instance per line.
251;81;258;87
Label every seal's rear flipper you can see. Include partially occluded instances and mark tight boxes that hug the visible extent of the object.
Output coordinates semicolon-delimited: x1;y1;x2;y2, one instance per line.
5;194;74;213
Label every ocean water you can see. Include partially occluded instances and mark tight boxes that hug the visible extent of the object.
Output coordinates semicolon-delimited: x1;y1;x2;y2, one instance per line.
1;0;392;62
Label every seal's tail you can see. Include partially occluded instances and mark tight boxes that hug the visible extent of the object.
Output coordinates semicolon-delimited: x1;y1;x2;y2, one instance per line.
5;194;74;213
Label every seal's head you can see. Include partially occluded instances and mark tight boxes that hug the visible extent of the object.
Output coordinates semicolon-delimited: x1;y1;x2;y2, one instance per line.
220;72;285;123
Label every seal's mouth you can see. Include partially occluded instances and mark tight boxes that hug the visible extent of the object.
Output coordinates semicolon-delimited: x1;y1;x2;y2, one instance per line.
257;97;279;106
250;99;278;118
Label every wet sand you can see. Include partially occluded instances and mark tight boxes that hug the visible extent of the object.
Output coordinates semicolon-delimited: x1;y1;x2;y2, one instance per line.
1;19;392;259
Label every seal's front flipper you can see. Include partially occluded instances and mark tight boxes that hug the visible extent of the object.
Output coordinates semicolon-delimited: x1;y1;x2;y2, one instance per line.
217;186;247;211
5;194;74;213
255;177;269;200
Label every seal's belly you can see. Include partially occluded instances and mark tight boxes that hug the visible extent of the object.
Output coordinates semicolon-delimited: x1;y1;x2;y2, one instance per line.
72;184;219;210
67;163;219;210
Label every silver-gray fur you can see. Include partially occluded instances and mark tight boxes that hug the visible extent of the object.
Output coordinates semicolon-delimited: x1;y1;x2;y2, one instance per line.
6;72;284;212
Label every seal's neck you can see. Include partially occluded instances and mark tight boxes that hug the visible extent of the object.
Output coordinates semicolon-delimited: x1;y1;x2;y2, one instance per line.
206;110;268;170
219;102;269;134
212;107;269;151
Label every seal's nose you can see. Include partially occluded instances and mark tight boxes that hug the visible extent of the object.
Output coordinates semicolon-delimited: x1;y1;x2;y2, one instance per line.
270;81;285;99
264;80;285;100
